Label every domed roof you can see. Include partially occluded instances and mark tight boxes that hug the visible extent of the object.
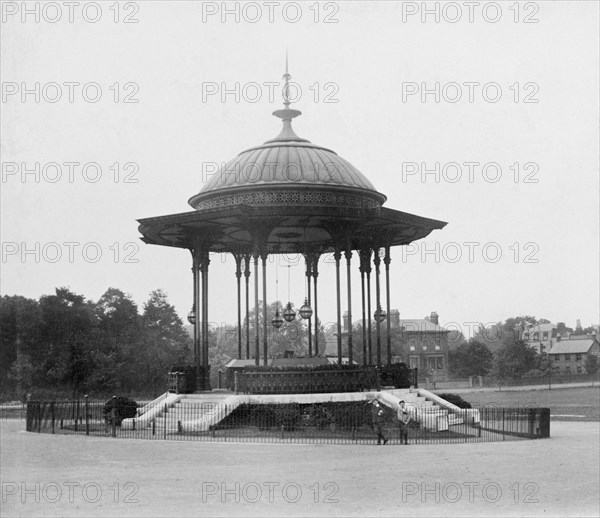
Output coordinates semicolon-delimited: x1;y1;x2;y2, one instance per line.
188;106;386;211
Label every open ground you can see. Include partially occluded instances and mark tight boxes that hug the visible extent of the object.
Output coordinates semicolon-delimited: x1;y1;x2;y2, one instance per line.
1;387;599;517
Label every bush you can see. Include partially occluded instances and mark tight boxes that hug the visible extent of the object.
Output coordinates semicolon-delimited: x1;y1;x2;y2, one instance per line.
103;396;138;426
437;393;472;409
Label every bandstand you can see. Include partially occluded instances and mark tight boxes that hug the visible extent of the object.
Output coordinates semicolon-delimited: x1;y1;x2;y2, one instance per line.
137;68;447;391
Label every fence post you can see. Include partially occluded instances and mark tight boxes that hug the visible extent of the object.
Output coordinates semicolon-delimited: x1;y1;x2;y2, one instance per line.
84;395;89;435
163;403;167;440
111;395;117;438
234;372;239;394
74;399;79;432
152;419;156;436
51;402;55;434
37;402;41;433
218;370;223;389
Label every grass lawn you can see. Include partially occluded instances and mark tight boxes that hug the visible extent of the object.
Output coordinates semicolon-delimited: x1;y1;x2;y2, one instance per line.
444;387;600;421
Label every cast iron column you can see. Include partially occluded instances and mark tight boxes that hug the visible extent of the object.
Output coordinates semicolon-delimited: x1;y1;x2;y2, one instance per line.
334;249;342;365
235;254;242;359
365;250;373;365
262;253;268;366
254;253;260;366
201;251;210;390
312;255;320;356
191;250;201;387
345;249;353;365
384;246;392;366
359;250;368;366
244;255;251;360
305;254;313;356
374;247;382;368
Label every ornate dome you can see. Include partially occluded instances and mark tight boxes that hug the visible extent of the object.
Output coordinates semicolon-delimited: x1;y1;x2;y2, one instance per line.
188;106;387;211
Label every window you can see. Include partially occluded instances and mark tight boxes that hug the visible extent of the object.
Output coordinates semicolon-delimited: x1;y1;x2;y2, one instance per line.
533;332;539;340
423;345;428;351
524;332;530;340
436;357;444;370
409;357;418;369
564;354;570;361
565;365;571;373
542;332;549;340
435;344;441;351
540;345;545;354
576;354;582;361
428;357;436;371
577;366;582;374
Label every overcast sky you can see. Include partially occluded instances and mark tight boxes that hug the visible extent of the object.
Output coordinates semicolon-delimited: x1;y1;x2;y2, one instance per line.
2;1;598;337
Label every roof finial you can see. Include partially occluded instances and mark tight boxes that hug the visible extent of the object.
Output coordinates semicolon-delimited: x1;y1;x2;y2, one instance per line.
282;48;291;108
267;52;308;143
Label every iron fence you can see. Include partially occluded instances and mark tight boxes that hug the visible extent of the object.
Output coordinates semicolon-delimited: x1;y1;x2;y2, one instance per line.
26;400;550;445
233;365;417;394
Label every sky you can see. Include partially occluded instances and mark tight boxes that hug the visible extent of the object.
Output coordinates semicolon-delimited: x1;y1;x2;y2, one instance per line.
1;0;599;339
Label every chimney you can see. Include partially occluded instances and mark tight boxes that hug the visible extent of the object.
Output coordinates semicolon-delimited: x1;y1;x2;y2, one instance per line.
430;311;439;325
390;309;400;329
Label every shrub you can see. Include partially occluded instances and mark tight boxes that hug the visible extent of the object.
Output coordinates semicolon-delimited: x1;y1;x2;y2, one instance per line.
437;393;472;409
103;396;138;426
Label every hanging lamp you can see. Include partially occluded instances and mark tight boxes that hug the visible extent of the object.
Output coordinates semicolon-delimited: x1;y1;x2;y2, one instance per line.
283;264;296;322
272;257;284;329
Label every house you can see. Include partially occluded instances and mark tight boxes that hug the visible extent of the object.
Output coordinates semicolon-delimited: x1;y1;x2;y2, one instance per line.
548;338;600;374
522;322;561;354
335;309;450;379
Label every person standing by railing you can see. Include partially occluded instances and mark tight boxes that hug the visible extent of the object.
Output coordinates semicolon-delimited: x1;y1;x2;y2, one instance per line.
371;400;388;445
397;400;412;445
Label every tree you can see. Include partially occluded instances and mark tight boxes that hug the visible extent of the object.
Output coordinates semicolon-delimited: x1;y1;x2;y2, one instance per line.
585;354;599;375
0;295;41;396
138;289;192;393
490;340;538;382
38;288;98;396
448;340;493;378
242;301;310;359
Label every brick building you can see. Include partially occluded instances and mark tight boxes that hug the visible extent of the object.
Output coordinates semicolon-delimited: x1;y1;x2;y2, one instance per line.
339;310;450;380
548;338;600;374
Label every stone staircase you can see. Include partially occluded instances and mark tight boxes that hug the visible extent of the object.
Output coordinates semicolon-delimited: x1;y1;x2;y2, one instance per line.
151;392;234;432
122;388;474;434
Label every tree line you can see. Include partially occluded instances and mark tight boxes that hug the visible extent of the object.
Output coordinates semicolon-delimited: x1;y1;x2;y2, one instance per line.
1;287;192;400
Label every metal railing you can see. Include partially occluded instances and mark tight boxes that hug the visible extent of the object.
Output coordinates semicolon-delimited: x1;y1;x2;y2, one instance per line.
26;400;550;445
233;365;417;394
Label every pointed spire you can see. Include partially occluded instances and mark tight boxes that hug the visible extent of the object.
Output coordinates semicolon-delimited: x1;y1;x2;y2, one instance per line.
268;52;309;143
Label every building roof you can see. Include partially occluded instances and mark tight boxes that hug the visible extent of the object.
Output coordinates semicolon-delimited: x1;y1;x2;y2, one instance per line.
188;105;386;211
399;319;449;333
549;339;598;355
225;359;258;368
347;317;448;333
271;357;331;367
524;323;556;333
